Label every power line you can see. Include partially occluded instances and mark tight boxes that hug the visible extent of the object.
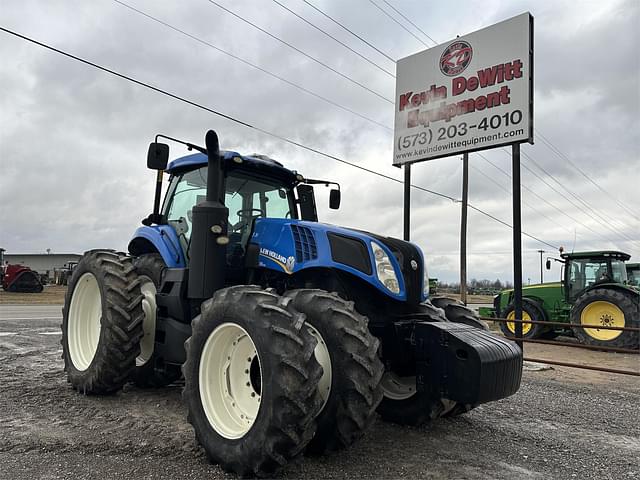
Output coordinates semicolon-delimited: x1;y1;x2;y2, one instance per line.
271;0;395;77
0;25;558;251
379;0;438;46
113;0;392;131
301;0;396;63
476;152;592;236
469;163;572;235
365;0;429;47
207;0;393;103
515;149;640;247
535;129;640;222
520;150;639;246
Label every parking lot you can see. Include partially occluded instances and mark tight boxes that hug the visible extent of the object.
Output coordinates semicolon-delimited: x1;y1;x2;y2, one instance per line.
0;303;637;480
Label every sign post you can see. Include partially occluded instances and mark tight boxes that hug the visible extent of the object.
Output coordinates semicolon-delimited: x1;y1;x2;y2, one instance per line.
393;13;534;347
460;153;469;305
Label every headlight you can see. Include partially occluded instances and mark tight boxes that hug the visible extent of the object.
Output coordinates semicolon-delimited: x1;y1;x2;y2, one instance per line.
423;263;429;298
371;242;400;294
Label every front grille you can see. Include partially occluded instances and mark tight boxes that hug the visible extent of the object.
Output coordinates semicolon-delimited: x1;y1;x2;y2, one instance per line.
291;225;318;262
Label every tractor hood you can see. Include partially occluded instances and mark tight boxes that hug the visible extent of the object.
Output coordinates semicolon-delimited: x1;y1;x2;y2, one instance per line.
250;218;427;303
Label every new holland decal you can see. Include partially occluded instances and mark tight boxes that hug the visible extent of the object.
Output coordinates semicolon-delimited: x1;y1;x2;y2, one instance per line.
259;248;296;274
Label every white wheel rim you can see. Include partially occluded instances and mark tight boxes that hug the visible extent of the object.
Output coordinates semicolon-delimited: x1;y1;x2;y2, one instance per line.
68;272;102;371
199;323;262;439
380;372;416;401
306;323;332;414
137;276;157;367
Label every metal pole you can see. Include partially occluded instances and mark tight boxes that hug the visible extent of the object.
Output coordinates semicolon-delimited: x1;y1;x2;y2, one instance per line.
523;357;640;377
403;163;411;241
460;153;469;305
538;249;544;283
512;143;523;349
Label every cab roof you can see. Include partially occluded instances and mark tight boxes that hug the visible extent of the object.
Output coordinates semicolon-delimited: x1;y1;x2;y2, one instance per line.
561;251;630;261
166;151;300;184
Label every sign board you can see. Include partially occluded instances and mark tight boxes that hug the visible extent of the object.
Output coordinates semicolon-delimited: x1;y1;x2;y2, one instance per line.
393;13;533;165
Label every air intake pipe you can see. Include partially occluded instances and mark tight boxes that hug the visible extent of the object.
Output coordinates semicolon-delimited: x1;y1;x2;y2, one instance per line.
188;130;229;300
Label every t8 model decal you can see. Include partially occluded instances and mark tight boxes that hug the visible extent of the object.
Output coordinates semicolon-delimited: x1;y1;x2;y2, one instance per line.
259;248;296;274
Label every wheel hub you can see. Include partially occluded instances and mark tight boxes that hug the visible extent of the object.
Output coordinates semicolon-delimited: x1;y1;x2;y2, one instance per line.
137;276;157;367
67;272;102;371
306;323;332;414
380;372;416;401
507;310;532;335
580;301;624;341
199;323;262;439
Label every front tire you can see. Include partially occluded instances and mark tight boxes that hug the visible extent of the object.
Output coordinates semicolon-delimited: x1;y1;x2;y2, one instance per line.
499;300;545;339
284;289;384;454
61;250;144;394
377;373;456;425
377;302;462;425
182;286;322;477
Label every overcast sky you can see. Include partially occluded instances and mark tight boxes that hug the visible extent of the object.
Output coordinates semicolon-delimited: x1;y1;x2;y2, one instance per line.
1;0;638;284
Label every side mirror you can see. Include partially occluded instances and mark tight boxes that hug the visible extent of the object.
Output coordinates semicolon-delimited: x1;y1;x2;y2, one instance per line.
545;259;551;270
329;189;341;209
147;142;169;170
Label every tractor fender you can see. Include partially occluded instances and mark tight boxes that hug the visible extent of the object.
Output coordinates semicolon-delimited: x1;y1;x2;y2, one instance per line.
128;225;186;268
250;218;407;301
583;283;640;306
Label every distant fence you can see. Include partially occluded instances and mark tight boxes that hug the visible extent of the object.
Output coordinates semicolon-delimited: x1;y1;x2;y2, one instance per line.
481;316;640;377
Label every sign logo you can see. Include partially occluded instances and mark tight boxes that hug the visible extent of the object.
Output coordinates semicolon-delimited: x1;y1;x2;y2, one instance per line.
439;40;473;76
410;260;418;271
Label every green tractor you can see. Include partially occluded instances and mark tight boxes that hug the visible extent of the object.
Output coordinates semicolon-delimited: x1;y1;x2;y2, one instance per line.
484;250;639;348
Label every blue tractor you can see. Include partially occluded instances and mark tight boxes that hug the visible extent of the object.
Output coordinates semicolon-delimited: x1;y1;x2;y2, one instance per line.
61;130;522;477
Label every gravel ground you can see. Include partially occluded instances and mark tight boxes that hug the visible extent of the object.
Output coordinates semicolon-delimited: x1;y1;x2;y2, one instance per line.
0;309;638;480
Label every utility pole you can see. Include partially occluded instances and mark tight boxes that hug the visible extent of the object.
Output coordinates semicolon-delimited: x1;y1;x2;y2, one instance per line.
460;153;469;305
538;249;544;284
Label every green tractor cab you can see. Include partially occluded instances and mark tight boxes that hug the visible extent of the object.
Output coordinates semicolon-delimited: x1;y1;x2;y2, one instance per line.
627;262;640;288
486;250;639;348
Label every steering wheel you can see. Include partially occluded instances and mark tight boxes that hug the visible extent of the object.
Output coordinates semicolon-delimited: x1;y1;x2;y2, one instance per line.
232;209;264;231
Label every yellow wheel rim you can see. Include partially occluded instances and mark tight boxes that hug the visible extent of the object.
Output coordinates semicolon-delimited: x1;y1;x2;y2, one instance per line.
580;301;624;341
507;310;532;335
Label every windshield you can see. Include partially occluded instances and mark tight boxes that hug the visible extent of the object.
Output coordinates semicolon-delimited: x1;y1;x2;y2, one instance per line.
165;167;295;251
611;259;628;284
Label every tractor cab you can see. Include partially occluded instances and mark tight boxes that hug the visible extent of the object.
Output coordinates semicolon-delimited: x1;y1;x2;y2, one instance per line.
627;263;640;288
163;153;300;264
560;251;630;301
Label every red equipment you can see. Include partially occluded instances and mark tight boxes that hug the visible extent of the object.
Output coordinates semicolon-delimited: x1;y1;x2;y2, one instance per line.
1;264;43;293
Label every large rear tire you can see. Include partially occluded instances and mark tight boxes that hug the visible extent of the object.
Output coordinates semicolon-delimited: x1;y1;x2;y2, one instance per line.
61;250;144;394
571;288;639;349
283;289;383;454
182;286;322;477
131;254;181;387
